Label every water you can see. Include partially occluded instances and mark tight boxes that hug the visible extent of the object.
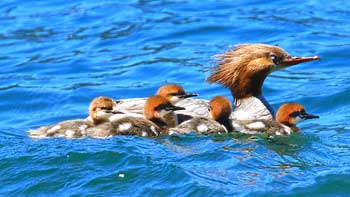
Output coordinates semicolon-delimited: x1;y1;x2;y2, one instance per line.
1;0;350;196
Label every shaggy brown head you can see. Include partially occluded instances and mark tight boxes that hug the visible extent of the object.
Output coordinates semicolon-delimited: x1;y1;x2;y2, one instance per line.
276;103;319;131
89;96;117;124
156;84;198;104
207;44;320;100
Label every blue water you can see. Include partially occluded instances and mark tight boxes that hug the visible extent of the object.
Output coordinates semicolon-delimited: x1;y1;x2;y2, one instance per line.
1;0;350;196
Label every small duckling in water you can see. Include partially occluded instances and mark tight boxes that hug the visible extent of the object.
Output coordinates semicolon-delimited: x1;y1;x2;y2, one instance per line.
28;96;118;139
274;103;319;135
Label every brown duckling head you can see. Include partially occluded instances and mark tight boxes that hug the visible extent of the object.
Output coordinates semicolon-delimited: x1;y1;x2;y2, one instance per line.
89;96;118;124
156;84;198;104
276;103;319;132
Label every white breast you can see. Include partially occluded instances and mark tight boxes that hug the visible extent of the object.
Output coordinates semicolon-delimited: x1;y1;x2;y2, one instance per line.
230;97;273;122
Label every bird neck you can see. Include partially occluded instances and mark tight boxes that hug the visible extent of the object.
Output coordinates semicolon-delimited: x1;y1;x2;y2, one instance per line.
229;66;270;100
255;95;275;118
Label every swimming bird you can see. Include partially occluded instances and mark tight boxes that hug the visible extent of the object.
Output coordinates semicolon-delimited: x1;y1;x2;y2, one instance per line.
274;103;319;135
114;44;320;135
169;96;232;135
28;96;119;138
229;102;319;136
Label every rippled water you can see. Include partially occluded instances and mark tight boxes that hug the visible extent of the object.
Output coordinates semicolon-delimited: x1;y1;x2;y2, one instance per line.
1;0;350;196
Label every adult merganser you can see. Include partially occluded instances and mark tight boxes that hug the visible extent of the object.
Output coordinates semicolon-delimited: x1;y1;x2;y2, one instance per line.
115;44;320;135
28;96;119;138
169;96;232;135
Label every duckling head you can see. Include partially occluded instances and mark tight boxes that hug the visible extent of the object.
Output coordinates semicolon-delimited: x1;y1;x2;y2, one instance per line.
156;84;198;104
276;103;319;132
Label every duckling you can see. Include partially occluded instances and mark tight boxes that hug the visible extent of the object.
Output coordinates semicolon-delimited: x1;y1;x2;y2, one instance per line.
274;103;319;135
28;96;118;138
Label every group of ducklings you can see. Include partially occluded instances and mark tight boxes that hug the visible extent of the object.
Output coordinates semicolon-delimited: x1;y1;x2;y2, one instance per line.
28;83;318;139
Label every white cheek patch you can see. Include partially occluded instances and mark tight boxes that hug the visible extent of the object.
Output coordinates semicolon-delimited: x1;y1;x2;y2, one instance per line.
170;96;181;104
118;122;132;131
141;131;148;137
197;123;208;133
47;125;61;134
295;117;304;124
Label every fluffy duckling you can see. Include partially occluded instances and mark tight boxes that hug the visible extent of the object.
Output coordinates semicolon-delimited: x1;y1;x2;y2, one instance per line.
28;96;118;138
275;103;319;134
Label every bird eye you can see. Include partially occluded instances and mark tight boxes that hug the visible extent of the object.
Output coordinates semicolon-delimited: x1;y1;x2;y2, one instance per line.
165;106;173;111
289;111;300;117
299;109;307;118
100;107;113;110
155;104;167;111
270;54;281;64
